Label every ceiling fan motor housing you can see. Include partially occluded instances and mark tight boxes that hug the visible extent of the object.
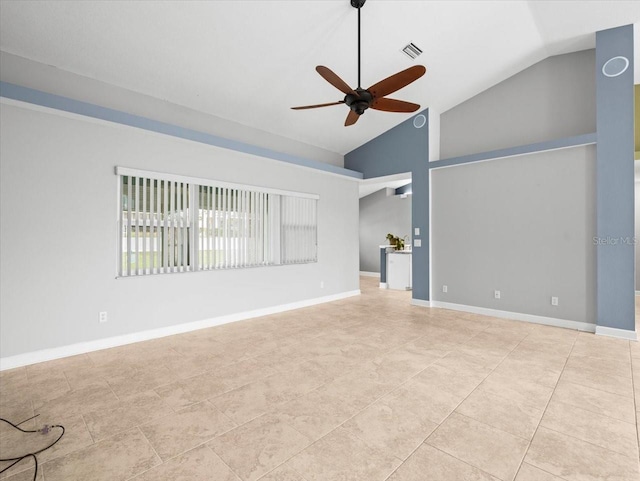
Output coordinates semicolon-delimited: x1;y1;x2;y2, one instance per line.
345;89;372;115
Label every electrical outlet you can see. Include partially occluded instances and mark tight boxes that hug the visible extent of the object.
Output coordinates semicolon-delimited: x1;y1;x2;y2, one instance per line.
494;290;501;299
320;281;324;289
551;296;559;306
442;285;448;293
99;311;108;323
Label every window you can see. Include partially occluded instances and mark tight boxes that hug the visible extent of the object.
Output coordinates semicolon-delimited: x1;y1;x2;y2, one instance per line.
117;167;318;277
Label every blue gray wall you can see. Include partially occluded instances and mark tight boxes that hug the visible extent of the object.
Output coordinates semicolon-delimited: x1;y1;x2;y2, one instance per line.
595;25;635;332
346;111;430;302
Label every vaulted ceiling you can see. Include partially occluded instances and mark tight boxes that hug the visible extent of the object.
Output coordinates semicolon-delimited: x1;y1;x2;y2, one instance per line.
1;1;638;156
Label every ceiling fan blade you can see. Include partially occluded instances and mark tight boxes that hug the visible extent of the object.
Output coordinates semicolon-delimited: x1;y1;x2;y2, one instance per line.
316;66;357;95
291;101;345;110
367;65;426;99
345;110;360;127
371;98;420;113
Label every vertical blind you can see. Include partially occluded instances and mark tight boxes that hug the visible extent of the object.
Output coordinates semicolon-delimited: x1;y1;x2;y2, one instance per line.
117;167;318;277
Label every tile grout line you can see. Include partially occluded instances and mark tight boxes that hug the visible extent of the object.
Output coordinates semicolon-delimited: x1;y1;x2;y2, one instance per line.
379;318;544;480
510;331;580;481
417;324;548;480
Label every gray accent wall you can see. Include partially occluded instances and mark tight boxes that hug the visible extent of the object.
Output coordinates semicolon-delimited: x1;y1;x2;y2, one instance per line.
431;145;597;324
440;50;596;160
0;103;360;358
359;189;411;273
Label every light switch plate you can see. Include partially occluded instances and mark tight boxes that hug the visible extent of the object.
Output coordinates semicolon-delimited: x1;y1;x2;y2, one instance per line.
414;227;420;236
414;239;422;247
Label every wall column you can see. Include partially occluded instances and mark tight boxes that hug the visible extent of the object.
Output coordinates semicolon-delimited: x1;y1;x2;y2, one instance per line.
595;25;636;337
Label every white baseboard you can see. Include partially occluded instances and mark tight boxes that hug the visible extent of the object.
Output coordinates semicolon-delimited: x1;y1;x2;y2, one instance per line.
379;282;388;289
428;301;596;333
359;271;379;278
0;289;361;371
411;299;432;308
595;325;638;341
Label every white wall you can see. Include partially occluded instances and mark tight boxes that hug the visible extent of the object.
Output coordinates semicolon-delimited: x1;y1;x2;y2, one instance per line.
431;145;597;325
0;101;359;359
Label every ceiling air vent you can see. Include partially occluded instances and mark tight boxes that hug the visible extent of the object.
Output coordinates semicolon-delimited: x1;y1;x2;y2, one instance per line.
402;42;422;60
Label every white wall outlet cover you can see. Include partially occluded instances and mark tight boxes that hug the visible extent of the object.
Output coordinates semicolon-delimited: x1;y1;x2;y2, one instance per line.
442;285;448;293
414;239;422;247
494;290;501;299
551;297;559;306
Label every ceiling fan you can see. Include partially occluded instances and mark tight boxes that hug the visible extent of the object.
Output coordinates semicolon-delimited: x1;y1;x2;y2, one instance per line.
291;0;426;127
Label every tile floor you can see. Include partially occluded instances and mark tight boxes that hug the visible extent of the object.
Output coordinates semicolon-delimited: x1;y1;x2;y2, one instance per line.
1;277;639;481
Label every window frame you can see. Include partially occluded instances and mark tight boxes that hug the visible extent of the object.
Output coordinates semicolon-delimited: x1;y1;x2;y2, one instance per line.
115;166;319;278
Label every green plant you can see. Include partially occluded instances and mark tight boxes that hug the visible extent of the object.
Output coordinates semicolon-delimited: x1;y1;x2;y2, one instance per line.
386;233;405;250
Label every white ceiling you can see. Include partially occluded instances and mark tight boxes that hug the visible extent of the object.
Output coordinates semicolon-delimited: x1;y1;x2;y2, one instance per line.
0;1;638;156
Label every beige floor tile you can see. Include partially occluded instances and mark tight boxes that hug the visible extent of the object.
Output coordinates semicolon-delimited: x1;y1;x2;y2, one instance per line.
155;358;278;411
431;351;494;380
208;414;311;481
369;344;443;378
516;338;573;358
139;400;235;460
129;445;240;481
525;427;640;481
455;344;512;369
492;356;562;388
35;414;93;464
0;402;34;434
0;424;69;479
32;382;119;419
287;428;401;481
313;362;406;410
387;444;499;481
210;371;315;425
551;380;636;423
426;413;529;481
574;333;631;360
3;464;44;481
42;428;160;481
6;278;640;481
475;371;554;411
540;399;638;458
565;354;632;378
274;388;360;441
342;387;438;460
258;464;307;481
455;389;544;440
560;364;634;398
105;364;179;398
83;390;173;441
413;362;490;399
515;463;564;481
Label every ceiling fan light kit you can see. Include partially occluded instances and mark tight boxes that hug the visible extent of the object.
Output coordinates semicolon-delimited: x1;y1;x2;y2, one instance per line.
292;0;426;126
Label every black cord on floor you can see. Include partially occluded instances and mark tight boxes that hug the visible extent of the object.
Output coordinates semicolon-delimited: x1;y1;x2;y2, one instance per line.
0;415;65;481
